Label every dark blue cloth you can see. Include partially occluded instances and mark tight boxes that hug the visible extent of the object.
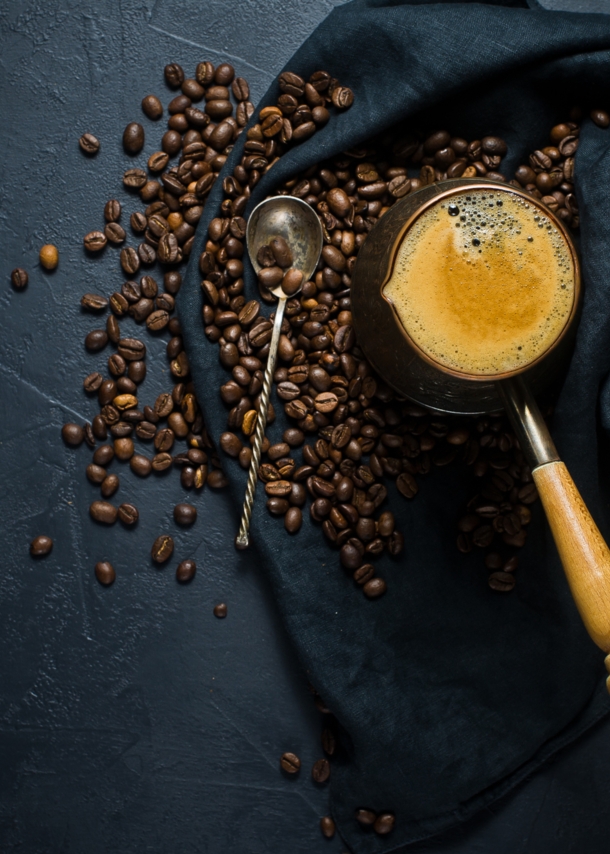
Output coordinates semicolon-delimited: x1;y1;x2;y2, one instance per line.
179;1;610;850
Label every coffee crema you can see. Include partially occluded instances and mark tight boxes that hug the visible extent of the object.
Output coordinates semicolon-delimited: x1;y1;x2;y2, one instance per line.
383;188;576;376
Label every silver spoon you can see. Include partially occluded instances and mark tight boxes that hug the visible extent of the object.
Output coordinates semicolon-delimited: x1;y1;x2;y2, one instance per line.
235;195;324;549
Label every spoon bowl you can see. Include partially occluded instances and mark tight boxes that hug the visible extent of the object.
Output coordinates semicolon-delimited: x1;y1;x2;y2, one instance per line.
246;195;324;297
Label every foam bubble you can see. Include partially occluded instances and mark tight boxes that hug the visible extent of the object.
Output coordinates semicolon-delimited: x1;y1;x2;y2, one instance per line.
383;188;575;376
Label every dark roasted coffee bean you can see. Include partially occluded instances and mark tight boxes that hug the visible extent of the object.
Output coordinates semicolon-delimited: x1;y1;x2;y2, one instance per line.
363;577;387;599
176;559;196;583
356;809;377;827
320;817;335;839
374;813;395;835
280;752;301;773
284;506;302;533
30;535;53;556
213;602;227;618
79;132;100;154
142;94;163;119
118;337;146;360
151;534;174;564
164;62;184;88
130;454;152;477
123;122;144;154
196;61;214;85
83;230;107;252
90;500;118;524
591;108;610;128
86;463;107;484
312;758;330;783
105;222;126;244
120;246;140;275
489;571;516;592
94;561;115;585
81;293;108;311
11;267;28;289
104;199;121;222
118;503;138;525
62;423;84;446
93;444;114;466
174;502;197;526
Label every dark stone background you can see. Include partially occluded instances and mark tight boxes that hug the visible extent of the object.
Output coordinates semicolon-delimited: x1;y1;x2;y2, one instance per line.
1;1;609;851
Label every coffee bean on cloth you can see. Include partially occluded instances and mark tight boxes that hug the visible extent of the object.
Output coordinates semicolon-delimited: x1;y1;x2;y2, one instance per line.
178;1;610;849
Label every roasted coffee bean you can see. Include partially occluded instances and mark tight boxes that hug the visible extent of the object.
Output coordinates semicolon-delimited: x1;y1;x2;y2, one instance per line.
30;535;53;556
213;602;228;618
151;534;174;563
374;813;395;835
164;62;184;87
81;293;108;311
284;506;302;533
591;108;610;128
174;502;197;526
39;244;59;270
118;503;139;525
123;122;144;154
95;561;116;585
86;463;107;484
312;758;330;783
79;132;100;154
83;230;107;252
130;454;152;477
320;817;335;839
176;559;196;583
280;752;301;773
120;246;140;274
356;809;377;827
363;577;387;599
62;423;84;446
11;267;28;289
489;571;516;592
90;500;118;524
142;94;163;119
118;337;146;360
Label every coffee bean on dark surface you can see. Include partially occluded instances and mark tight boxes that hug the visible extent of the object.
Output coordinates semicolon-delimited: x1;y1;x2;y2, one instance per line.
280;752;301;773
11;268;28;289
123;122;144;153
118;503;139;525
320;817;335;839
151;534;174;563
174;502;197;526
61;422;85;447
176;559;196;583
374;813;396;835
356;809;377;827
312;758;330;783
30;535;53;556
95;561;116;585
142;94;163;119
90;501;118;524
213;603;227;618
79;133;100;154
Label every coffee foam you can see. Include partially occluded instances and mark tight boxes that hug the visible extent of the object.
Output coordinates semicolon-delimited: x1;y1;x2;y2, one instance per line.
383;189;576;376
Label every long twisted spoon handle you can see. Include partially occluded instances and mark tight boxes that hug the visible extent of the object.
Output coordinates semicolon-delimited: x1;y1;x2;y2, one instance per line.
235;296;287;549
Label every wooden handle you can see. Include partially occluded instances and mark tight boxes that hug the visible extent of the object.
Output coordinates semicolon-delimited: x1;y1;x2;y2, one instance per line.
533;461;610;654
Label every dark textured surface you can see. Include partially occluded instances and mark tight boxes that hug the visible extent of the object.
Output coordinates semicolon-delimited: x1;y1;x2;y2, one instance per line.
1;1;610;852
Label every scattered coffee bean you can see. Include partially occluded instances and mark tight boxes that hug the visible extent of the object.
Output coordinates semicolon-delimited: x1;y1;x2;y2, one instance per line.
374;813;395;835
356;809;377;827
174;502;197;526
30;535;53;556
79;133;100;154
84;230;107;252
39;244;58;270
90;501;118;524
176;559;196;583
123;122;144;154
95;561;116;585
213;603;227;618
280;752;301;773
312;758;330;783
151;534;174;563
11;268;28;289
320;816;335;839
118;503;139;525
61;423;84;446
142;94;163;119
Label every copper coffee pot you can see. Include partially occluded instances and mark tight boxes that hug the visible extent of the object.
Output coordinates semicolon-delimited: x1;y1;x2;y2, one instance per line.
351;178;610;687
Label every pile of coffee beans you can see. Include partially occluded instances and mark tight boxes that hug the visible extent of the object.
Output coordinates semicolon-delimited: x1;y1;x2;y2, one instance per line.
202;89;607;602
57;60;268;586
